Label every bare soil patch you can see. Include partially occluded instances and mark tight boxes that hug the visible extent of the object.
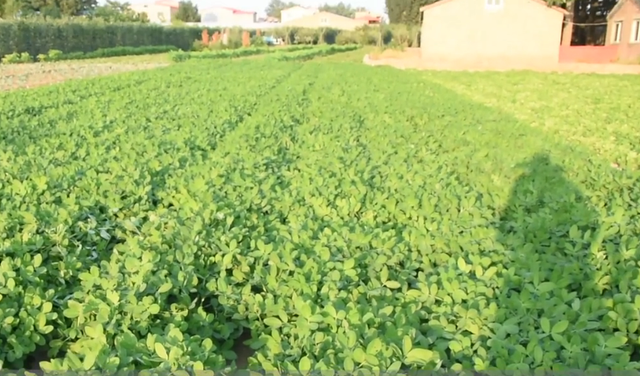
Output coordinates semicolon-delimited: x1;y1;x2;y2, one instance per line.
364;48;640;74
0;62;168;92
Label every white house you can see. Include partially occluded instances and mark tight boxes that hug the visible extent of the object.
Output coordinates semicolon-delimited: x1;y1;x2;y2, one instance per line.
199;6;257;27
280;5;318;23
129;0;178;24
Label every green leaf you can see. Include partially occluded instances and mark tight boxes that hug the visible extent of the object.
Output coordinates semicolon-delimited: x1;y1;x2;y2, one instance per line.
384;281;401;289
63;301;82;318
405;348;435;366
158;282;172;294
33;254;43;268
457;257;467;271
352;348;365;363
552;320;569;334
388;360;402;372
298;356;311;370
569;225;580;239
343;356;355;371
540;317;550;333
82;350;98;370
402;335;412;354
605;335;627;348
366;338;382;355
154;342;168;360
264;317;283;328
537;282;556;294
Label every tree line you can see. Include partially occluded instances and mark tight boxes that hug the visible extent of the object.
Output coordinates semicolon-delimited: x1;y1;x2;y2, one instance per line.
0;0;201;23
265;0;368;20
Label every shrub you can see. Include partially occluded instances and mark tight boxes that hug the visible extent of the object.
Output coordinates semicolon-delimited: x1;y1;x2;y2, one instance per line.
1;52;32;64
251;36;266;47
192;40;207;52
335;31;358;45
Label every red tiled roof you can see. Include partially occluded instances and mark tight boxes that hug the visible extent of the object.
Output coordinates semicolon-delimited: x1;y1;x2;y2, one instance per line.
355;15;381;21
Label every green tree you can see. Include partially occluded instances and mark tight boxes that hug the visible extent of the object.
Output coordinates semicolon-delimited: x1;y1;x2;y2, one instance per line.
93;0;148;22
386;0;435;24
174;0;199;22
16;0;96;17
318;1;366;17
265;0;296;19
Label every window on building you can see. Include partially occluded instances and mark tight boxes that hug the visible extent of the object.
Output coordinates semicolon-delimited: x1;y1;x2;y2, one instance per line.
632;19;640;43
613;21;623;43
485;0;503;10
320;17;328;24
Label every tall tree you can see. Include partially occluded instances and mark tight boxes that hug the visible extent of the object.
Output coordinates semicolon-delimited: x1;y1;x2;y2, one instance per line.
0;0;21;17
93;0;148;22
386;0;436;24
16;0;96;17
319;1;366;17
174;0;199;22
265;0;296;19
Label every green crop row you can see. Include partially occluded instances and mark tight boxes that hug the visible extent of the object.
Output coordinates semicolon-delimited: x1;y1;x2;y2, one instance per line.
1;45;177;64
0;20;209;58
270;44;361;62
1;57;640;372
169;45;314;63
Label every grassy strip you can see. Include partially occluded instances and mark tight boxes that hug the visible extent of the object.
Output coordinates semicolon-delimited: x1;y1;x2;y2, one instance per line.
52;46;178;62
170;45;314;63
269;44;361;62
1;45;178;64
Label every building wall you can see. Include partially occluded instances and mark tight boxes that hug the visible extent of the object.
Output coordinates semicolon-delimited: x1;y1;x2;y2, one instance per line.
282;11;367;30
200;7;256;26
420;0;565;65
281;6;318;23
606;0;640;62
130;3;175;24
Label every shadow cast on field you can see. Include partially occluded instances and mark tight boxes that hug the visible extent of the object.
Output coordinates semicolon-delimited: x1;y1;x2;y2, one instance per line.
496;152;601;302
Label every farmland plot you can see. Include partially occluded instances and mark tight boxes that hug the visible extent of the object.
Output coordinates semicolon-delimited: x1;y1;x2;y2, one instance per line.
1;59;640;372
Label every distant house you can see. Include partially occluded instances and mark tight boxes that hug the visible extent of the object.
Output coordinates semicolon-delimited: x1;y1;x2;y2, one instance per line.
282;11;368;30
281;5;318;23
606;0;640;61
354;11;383;25
130;0;178;24
199;6;256;27
420;0;568;65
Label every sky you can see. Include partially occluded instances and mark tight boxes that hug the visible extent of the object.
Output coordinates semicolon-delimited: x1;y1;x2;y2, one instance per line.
123;0;387;17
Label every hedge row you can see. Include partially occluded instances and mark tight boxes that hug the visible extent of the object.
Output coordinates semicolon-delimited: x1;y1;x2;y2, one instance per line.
0;21;220;57
0;21;422;59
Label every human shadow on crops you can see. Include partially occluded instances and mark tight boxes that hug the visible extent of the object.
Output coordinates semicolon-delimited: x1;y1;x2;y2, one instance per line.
492;153;602;366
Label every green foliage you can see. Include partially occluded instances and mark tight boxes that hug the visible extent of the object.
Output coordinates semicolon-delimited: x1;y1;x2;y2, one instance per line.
269;44;360;61
1;51;32;63
92;0;149;23
264;0;297;19
58;45;177;61
174;0;200;22
386;0;436;24
170;44;313;63
1;54;640;372
0;20;217;57
318;1;367;17
251;36;266;47
7;46;175;63
11;0;97;18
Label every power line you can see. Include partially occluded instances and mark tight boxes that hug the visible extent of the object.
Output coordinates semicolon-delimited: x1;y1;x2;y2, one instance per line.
564;20;610;26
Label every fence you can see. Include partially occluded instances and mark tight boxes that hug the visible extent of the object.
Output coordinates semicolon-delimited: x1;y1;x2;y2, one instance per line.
559;45;618;64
